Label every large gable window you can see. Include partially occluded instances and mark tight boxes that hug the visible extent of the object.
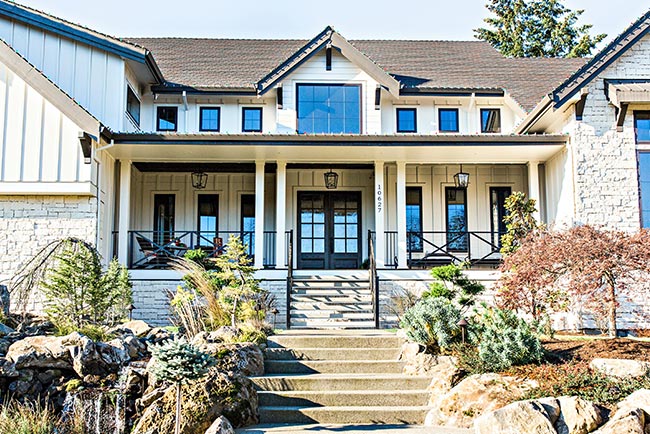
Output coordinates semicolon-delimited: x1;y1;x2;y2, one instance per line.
297;84;361;134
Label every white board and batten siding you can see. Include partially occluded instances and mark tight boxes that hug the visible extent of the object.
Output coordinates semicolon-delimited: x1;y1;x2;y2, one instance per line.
0;17;127;131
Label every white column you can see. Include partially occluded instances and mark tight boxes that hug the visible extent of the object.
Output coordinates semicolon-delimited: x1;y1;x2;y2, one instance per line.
275;161;287;268
117;160;132;266
396;161;408;269
528;161;541;222
254;160;266;269
374;161;385;267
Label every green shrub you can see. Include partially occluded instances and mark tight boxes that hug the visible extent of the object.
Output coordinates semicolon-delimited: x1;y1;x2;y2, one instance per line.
423;264;484;310
400;297;461;353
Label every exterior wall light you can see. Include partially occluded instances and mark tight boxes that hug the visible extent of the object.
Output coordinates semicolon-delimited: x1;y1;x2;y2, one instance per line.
191;172;208;189
324;169;339;189
454;165;470;189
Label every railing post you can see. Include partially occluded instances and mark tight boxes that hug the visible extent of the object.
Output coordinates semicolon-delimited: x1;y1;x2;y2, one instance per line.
286;230;293;329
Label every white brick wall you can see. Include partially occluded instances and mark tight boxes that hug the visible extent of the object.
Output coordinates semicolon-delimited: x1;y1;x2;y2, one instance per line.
131;280;177;327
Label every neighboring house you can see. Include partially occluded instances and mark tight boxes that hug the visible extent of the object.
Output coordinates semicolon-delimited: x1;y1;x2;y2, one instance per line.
0;0;648;329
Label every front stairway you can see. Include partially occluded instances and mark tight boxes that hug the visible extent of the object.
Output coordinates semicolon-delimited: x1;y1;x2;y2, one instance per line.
249;331;433;426
289;274;375;329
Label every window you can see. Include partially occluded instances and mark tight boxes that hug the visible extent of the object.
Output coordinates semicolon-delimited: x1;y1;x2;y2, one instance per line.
126;86;140;126
200;107;221;132
439;108;459;132
635;112;650;143
296;84;361;134
241;194;255;255
396;108;417;133
481;108;501;133
445;187;468;251
639;153;650;228
406;187;423;252
157;106;178;131
242;107;263;132
153;194;175;245
197;194;219;245
490;187;512;250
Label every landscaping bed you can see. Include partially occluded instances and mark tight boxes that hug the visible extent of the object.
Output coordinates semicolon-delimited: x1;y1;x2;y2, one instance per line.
543;337;650;362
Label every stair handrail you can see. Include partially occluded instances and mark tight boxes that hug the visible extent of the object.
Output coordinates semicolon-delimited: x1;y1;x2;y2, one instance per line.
286;230;294;329
368;230;379;329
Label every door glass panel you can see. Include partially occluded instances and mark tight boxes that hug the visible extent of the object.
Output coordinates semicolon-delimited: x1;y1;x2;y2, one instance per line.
301;224;312;238
335;239;345;252
241;194;255;255
446;188;468;251
490;187;511;250
314;210;325;223
346;224;357;237
197;194;218;246
314;224;325;237
299;194;327;257
334;224;345;237
406;187;423;252
154;194;175;245
301;239;312;253
346;239;358;253
314;239;325;253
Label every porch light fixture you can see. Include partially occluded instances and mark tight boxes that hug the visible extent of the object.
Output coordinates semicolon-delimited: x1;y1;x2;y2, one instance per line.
453;165;470;189
191;171;208;189
324;169;339;189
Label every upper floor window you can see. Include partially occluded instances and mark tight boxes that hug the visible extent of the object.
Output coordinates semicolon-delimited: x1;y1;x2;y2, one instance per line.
639;153;650;228
200;107;221;132
126;85;140;126
439;108;459;132
396;108;417;133
157;106;178;131
242;107;263;132
297;84;361;134
635;112;650;143
481;108;501;133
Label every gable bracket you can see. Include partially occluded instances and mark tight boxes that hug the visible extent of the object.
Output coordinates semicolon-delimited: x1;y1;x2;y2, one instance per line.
575;91;589;121
78;132;93;164
616;103;629;132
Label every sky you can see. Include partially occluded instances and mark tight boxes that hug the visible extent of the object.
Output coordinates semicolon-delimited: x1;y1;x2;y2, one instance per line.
14;0;650;48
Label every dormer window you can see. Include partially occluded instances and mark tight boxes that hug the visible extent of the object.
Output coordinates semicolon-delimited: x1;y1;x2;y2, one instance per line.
297;84;361;134
481;108;501;133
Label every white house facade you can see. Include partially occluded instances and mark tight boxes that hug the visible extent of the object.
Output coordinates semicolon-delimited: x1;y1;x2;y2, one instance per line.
0;1;648;330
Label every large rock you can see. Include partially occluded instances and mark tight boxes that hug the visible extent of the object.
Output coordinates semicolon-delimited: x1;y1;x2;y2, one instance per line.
6;333;82;369
424;373;539;428
592;408;645;434
617;389;650;416
555;396;603;434
70;335;131;377
192;341;264;377
590;358;650;379
0;323;14;337
205;416;235;434
473;400;557;434
111;320;152;338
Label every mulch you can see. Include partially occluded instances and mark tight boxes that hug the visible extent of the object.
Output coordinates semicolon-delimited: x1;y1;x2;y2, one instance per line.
543;338;650;363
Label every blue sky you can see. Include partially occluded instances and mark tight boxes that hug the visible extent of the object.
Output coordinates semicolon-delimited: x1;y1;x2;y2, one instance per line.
16;0;649;48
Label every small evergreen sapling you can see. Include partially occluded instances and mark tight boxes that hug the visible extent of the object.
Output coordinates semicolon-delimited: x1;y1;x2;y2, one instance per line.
424;264;484;311
149;337;215;434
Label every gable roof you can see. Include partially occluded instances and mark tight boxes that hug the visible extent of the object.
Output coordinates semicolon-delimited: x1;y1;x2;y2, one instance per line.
128;36;586;112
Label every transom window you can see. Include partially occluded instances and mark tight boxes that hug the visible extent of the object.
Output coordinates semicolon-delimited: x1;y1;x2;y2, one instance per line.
396;108;417;133
439;108;459;132
635;112;650;143
242;107;263;132
481;108;501;133
200;107;221;132
157;106;178;132
297;84;361;134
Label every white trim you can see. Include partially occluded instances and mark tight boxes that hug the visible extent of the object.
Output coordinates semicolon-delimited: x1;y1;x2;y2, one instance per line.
0;181;94;195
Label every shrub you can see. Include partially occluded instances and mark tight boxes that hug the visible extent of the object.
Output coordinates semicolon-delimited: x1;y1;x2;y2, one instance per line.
400;297;461;353
0;400;67;434
423;264;484;310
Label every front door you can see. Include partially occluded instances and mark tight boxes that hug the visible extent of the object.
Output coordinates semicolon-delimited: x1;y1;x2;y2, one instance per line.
298;191;361;269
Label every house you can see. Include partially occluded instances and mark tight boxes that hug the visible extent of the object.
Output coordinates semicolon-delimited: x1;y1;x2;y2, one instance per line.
0;0;648;330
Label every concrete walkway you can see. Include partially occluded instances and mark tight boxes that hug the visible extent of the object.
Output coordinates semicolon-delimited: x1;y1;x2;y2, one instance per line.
237;423;472;434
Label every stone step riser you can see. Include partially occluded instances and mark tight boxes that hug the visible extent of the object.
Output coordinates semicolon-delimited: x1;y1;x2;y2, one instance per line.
258;406;430;425
264;348;401;361
267;336;402;349
264;360;405;375
290;302;373;310
290;312;374;320
289;323;379;330
258;391;429;407
251;376;431;392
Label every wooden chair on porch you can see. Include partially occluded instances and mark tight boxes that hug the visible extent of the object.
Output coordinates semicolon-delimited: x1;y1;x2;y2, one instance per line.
135;235;170;268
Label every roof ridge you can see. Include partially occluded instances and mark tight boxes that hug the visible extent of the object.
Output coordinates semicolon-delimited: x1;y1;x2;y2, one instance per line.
126;36;309;42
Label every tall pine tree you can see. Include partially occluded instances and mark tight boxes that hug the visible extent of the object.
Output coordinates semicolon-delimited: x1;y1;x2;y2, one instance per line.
475;0;606;57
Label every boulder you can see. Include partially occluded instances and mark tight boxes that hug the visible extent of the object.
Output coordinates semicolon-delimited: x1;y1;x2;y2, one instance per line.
555;396;603;434
193;327;238;345
6;333;82;369
0;323;14;337
144;327;172;345
592;408;645;434
193;342;264;377
0;338;11;356
424;373;539;428
473;400;557;434
112;320;152;338
590;358;650;379
70;336;131;377
617;389;650;416
205;416;235;434
399;343;462;397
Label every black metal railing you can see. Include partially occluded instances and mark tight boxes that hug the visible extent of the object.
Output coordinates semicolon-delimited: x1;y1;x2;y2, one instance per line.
286;229;294;329
115;230;277;269
368;230;379;328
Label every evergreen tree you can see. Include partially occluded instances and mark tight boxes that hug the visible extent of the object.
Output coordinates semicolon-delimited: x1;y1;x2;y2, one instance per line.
475;0;606;57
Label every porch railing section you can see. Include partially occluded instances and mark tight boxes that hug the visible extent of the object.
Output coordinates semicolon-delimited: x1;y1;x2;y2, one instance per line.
286;230;294;329
368;230;379;328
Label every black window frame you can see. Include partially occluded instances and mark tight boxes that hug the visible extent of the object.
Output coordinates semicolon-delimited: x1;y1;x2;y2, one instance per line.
197;194;219;245
156;106;178;132
635;111;650;144
438;108;459;133
242;107;263;132
126;85;141;126
240;194;255;255
406;186;423;252
638;152;650;229
489;186;512;251
480;108;501;133
445;187;468;252
199;107;221;132
396;108;417;133
296;83;362;134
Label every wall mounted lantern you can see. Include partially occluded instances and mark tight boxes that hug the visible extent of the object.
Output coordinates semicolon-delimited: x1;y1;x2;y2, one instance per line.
324;169;339;189
453;165;470;189
191;171;208;189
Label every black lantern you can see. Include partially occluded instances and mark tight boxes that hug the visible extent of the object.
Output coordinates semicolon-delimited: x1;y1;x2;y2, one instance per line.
191;171;208;189
324;169;339;189
453;165;470;189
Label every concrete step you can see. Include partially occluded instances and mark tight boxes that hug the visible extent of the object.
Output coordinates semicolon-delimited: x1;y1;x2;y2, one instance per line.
236;424;473;434
251;374;431;392
264;360;405;375
290;302;373;312
289;311;374;320
289;322;379;330
291;294;372;303
258;390;429;407
264;347;401;361
258;405;431;424
292;283;370;290
267;334;402;349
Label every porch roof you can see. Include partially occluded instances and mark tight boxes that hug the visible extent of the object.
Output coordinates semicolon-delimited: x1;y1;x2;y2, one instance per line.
107;133;567;164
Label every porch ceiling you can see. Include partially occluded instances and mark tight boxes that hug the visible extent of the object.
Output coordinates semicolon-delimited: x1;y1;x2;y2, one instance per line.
107;134;567;164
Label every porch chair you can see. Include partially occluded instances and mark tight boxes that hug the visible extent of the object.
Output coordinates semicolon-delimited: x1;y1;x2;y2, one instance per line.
135;235;169;268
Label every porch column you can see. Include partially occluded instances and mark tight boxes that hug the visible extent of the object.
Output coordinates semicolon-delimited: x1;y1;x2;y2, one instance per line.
396;161;408;269
117;160;132;266
275;161;287;268
528;161;541;222
374;161;385;267
254;160;266;269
